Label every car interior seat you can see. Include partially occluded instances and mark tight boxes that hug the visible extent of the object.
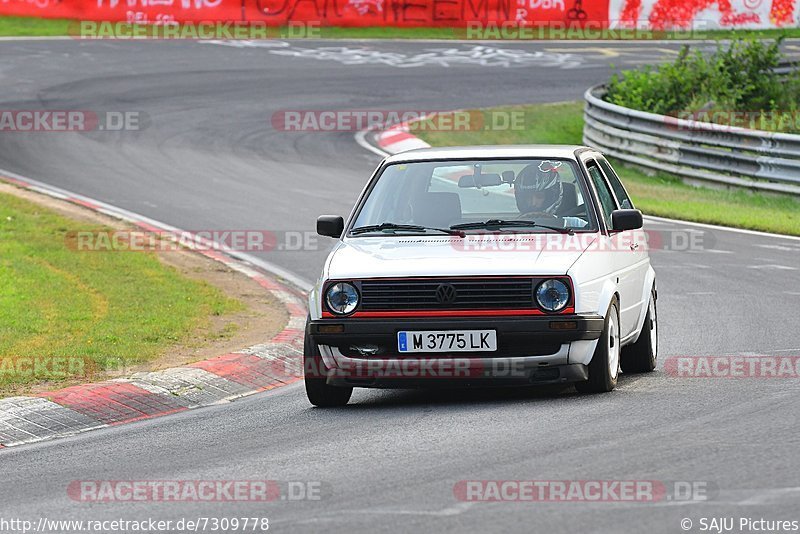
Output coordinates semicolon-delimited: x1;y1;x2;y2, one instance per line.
556;182;579;216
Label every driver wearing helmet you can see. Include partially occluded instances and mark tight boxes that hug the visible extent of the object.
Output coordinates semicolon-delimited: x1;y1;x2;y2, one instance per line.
515;161;564;218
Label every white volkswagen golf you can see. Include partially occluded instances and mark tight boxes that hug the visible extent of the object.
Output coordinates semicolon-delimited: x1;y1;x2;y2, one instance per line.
305;146;658;406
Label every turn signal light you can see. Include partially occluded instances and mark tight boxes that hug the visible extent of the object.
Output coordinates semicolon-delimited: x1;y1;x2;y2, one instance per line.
549;321;578;330
317;324;345;334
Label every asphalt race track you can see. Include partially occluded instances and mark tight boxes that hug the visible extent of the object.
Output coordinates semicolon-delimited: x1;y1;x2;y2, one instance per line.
1;39;799;533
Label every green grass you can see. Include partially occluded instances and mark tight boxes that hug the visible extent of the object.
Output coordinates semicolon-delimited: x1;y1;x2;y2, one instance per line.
689;27;800;40
416;101;800;236
3;15;800;39
0;15;72;36
0;192;241;392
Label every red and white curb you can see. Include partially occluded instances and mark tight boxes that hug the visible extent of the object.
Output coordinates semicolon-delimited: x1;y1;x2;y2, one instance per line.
375;124;431;154
0;170;308;448
355;117;431;158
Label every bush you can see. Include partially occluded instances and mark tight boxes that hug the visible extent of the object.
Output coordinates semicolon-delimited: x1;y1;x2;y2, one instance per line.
605;38;800;132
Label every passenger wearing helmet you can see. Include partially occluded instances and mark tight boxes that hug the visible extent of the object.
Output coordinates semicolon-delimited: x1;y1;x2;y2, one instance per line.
514;160;564;218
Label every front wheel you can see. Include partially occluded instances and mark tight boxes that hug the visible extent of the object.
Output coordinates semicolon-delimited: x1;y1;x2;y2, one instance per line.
575;298;620;394
304;329;352;407
621;287;658;373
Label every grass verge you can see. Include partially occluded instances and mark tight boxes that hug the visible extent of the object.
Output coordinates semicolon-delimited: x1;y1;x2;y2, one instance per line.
0;15;72;36
0;189;242;393
2;15;800;39
415;101;800;236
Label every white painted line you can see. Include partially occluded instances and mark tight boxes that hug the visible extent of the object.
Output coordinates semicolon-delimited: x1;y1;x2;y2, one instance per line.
756;244;800;252
28;185;68;199
656;263;711;269
644;215;800;242
748;264;798;271
642;219;671;226
734;487;800;506
224;250;313;293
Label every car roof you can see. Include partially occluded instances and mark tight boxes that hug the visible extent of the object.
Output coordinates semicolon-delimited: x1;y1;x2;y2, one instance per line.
383;145;597;164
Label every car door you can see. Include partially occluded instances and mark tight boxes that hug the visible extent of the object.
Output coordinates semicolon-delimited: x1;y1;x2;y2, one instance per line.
597;157;650;330
582;157;641;339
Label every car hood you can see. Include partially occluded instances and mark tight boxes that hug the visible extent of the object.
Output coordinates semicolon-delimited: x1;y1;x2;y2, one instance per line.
326;233;599;279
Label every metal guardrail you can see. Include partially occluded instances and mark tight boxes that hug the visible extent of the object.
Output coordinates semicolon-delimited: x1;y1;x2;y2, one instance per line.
582;85;800;196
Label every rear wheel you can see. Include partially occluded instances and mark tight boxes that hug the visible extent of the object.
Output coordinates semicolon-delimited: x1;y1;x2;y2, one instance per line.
304;328;352;407
575;298;620;394
621;287;658;373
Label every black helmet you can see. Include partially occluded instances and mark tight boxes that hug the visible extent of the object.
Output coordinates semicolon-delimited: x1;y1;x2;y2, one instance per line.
515;161;564;214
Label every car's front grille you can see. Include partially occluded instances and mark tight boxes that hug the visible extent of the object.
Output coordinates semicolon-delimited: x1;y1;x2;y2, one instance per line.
359;278;533;310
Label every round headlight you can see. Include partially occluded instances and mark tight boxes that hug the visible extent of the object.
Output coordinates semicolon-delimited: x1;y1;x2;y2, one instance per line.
535;279;570;312
325;282;359;315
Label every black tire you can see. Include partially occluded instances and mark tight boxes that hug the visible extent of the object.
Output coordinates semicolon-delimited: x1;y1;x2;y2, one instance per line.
621;287;658;373
575;298;620;394
304;327;352;407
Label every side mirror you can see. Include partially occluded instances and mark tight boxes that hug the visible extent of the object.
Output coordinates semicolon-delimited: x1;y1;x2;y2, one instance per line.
317;215;344;238
610;209;643;232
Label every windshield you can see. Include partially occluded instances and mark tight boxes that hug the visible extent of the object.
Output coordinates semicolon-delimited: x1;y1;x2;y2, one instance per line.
350;159;598;235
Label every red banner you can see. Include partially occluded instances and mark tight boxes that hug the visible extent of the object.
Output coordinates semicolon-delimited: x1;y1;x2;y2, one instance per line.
3;0;793;30
0;0;609;27
609;0;797;29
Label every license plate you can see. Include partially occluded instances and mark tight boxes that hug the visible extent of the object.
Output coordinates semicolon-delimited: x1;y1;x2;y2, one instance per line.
397;330;497;353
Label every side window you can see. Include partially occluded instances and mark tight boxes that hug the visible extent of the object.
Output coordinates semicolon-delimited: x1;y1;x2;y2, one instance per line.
598;158;634;209
586;160;617;228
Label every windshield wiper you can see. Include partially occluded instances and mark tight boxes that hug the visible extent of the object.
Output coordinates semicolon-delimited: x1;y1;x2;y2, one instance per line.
450;219;574;235
351;222;465;237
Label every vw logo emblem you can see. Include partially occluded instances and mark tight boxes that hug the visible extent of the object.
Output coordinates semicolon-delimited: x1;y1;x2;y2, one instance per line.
435;284;457;304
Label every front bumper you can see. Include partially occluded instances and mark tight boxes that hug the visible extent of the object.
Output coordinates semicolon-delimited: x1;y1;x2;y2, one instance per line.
308;315;603;388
